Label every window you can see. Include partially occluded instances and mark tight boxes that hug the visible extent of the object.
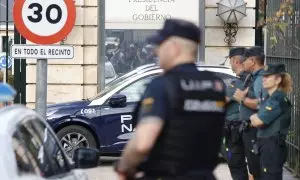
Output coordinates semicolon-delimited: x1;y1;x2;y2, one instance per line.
31;120;69;172
1;36;12;53
118;75;155;103
215;72;234;86
13;135;41;176
12;119;70;178
105;29;158;77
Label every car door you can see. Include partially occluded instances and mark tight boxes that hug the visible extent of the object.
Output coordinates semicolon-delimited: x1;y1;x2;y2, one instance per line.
12;117;80;179
100;75;156;152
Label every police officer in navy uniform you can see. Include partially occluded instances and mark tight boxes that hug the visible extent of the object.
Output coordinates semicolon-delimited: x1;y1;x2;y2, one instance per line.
250;64;292;180
233;46;268;179
223;47;249;180
114;19;226;180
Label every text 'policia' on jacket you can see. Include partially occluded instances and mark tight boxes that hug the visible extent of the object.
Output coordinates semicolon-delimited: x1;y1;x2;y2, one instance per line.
139;68;226;175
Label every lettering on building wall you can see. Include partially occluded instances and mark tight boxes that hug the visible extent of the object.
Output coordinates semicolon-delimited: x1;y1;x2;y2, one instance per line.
129;0;175;21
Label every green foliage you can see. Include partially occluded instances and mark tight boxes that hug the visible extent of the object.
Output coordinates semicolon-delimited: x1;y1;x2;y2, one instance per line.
258;0;295;47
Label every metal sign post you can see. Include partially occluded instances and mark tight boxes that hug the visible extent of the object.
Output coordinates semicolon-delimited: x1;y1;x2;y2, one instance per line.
13;0;76;118
35;59;47;119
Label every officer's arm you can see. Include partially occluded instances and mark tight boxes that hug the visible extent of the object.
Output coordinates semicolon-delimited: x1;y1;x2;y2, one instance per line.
250;114;264;127
116;78;167;176
226;82;237;103
243;76;267;110
250;100;282;127
242;97;260;110
117;117;164;175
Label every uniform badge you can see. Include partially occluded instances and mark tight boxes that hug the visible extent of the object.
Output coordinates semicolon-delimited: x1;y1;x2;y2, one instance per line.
265;106;272;111
229;84;234;88
142;97;154;106
141;97;154;113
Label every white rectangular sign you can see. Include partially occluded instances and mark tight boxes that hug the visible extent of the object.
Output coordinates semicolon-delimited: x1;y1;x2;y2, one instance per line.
11;45;74;59
106;0;199;29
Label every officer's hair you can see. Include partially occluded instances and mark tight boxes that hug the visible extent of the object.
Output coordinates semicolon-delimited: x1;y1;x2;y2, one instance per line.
169;36;198;56
253;55;265;65
278;73;293;93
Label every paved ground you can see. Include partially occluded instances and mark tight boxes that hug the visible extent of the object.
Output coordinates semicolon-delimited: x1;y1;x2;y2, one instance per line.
85;158;299;180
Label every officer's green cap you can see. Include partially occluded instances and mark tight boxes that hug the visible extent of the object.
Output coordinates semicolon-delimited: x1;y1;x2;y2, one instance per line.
263;64;286;76
229;47;246;58
244;46;264;58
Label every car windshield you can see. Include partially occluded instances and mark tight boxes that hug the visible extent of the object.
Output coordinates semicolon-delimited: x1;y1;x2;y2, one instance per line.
106;64;157;86
89;66;233;101
88;73;141;101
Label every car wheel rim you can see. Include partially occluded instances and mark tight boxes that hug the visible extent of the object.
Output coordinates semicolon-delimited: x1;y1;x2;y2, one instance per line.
60;133;90;158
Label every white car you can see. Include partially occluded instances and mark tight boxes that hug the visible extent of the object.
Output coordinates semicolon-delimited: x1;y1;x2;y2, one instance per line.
0;105;100;180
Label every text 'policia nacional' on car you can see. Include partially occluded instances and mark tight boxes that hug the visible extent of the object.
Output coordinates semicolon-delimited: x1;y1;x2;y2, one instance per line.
46;63;235;157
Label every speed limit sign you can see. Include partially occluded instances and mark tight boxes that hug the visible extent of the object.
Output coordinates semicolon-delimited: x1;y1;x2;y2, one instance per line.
13;0;76;44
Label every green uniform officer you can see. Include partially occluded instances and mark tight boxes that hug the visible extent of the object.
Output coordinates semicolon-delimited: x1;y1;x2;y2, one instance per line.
250;64;292;180
233;46;268;179
223;47;249;180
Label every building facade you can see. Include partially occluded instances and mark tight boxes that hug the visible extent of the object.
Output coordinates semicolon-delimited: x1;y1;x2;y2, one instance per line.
9;0;256;108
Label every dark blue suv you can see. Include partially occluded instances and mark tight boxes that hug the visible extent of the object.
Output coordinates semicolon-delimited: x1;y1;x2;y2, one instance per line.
46;64;235;157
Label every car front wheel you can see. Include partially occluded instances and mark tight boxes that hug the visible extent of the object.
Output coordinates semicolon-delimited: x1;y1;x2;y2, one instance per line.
57;125;97;158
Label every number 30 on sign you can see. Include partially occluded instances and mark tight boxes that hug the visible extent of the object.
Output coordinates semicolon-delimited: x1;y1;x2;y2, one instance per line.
13;0;76;44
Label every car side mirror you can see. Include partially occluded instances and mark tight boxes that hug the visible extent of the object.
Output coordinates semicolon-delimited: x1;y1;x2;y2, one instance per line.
109;94;126;107
73;148;100;169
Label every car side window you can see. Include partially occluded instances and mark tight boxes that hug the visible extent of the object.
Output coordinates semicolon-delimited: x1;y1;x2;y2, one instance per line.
13;133;41;176
215;72;234;86
118;75;155;103
12;118;70;178
31;120;70;173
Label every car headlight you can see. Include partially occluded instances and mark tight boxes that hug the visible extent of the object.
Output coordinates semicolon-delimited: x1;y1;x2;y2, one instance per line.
46;109;58;117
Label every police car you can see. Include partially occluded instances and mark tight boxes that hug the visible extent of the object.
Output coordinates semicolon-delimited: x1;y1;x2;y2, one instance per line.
0;105;100;180
46;64;235;157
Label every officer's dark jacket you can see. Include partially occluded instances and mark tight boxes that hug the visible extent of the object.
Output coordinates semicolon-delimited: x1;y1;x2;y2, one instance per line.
257;90;292;138
226;72;248;121
137;64;226;175
239;68;268;121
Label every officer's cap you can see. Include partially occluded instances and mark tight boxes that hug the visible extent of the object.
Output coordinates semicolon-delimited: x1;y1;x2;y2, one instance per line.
0;83;16;102
229;47;246;58
147;19;200;45
263;64;286;76
244;46;265;59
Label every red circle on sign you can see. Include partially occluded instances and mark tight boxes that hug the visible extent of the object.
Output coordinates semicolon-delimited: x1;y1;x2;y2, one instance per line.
13;0;76;44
